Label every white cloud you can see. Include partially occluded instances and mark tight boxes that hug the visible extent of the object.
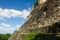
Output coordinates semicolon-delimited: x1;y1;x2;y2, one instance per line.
21;9;30;19
0;8;31;20
0;8;31;34
0;23;22;34
0;8;11;19
14;25;22;30
1;23;12;28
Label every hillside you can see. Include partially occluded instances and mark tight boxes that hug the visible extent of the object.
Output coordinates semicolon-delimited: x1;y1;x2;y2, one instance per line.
8;0;60;40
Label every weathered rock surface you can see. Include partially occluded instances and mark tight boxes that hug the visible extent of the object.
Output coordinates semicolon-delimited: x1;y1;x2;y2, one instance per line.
8;0;60;40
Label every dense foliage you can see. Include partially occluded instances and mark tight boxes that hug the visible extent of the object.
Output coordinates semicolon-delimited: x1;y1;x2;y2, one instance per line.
0;34;11;40
23;33;60;40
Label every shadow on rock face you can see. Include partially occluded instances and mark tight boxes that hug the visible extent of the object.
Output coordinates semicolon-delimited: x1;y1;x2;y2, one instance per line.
48;22;60;33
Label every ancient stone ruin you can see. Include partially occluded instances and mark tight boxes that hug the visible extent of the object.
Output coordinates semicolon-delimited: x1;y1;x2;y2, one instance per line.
8;0;60;40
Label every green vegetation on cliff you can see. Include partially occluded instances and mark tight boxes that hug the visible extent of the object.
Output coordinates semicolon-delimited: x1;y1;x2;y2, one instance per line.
23;33;36;40
23;33;60;40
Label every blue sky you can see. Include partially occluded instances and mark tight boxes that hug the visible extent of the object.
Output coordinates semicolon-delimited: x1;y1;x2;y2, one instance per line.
0;0;35;10
0;0;36;34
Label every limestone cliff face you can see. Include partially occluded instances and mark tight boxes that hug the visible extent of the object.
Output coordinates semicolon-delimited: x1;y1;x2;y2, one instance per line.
8;0;60;40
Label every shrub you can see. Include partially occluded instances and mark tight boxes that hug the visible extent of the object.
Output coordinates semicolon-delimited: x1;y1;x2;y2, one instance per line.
0;33;11;40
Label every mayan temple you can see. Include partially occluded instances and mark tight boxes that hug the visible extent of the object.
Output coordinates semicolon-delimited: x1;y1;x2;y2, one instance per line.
8;0;60;40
